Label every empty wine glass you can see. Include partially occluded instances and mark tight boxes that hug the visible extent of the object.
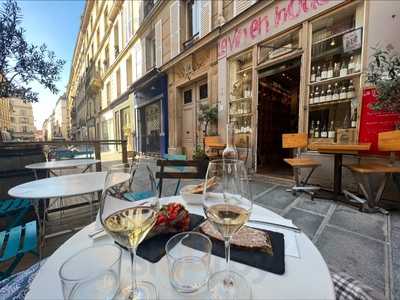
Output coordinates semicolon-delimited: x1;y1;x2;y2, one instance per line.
100;162;159;300
203;159;253;300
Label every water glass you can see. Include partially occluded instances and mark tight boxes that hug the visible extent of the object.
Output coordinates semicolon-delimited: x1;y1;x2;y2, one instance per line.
166;232;212;293
59;244;121;300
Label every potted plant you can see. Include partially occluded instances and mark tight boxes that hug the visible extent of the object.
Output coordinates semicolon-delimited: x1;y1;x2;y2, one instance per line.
198;103;218;149
367;44;400;128
192;145;208;161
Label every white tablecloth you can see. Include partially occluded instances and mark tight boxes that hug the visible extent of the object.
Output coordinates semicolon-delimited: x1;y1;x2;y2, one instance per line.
26;196;335;300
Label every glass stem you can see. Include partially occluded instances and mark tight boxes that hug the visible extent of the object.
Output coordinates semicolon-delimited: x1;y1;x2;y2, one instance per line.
130;248;137;296
224;238;231;274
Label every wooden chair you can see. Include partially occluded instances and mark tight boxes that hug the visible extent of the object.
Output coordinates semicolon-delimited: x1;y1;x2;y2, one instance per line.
204;136;225;159
343;130;400;214
0;220;38;280
282;133;320;200
156;160;209;198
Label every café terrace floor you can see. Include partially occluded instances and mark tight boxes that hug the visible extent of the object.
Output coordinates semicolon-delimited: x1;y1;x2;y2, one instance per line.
6;170;399;299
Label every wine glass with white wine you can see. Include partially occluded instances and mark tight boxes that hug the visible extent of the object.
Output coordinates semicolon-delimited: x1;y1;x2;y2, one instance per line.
203;159;253;299
100;162;159;300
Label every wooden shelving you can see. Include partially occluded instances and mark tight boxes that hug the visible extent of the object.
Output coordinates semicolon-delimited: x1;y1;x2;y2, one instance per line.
229;112;252;117
308;72;361;87
230;97;252;103
310;98;351;110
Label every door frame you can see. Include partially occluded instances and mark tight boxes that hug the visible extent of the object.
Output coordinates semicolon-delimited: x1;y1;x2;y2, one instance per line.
255;54;303;174
180;78;208;157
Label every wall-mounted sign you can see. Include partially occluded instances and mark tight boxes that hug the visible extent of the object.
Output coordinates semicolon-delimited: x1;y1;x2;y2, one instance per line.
218;0;345;59
343;28;362;53
359;87;400;154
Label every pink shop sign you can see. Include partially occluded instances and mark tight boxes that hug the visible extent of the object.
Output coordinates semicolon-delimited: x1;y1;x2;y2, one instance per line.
218;0;345;59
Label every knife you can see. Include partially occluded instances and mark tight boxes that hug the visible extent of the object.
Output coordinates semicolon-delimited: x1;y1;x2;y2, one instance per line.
248;219;301;233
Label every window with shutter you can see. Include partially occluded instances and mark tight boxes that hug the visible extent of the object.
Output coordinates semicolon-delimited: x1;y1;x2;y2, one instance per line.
155;20;162;67
134;42;142;80
170;0;180;58
233;0;256;16
199;0;211;38
124;1;132;46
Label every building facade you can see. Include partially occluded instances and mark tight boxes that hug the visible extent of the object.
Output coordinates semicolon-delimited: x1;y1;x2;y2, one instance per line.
0;99;12;140
67;0;400;197
9;98;35;141
53;94;68;140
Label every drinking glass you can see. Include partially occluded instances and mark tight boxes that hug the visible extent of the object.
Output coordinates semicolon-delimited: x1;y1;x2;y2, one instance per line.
100;162;159;300
166;232;212;293
59;244;121;300
203;159;253;299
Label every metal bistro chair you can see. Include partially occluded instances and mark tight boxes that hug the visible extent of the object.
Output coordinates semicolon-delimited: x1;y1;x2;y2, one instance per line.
282;133;320;200
344;130;400;214
156;159;209;198
0;220;38;280
163;154;187;195
0;199;32;230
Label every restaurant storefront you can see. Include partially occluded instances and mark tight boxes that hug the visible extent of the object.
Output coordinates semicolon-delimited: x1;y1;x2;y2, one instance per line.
217;0;400;197
132;69;168;156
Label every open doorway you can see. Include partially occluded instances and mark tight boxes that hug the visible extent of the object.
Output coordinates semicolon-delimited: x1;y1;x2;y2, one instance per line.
257;58;301;178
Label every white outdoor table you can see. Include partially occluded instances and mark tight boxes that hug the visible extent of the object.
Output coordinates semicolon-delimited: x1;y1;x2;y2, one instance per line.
26;196;335;300
26;159;100;178
8;172;130;253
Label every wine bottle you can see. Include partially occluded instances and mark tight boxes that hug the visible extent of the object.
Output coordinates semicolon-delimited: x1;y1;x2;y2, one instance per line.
348;56;355;74
223;124;238;160
354;55;361;72
340;60;348;77
309;120;315;138
320;88;326;102
327;61;334;79
347;80;355;99
310;66;316;83
326;84;332;102
321;64;327;80
328;121;336;139
351;108;357;128
321;122;328;138
332;83;339;101
334;62;340;77
316;66;322;82
309;87;314;104
340;85;347;100
314;120;321;138
343;114;350;129
314;86;320;103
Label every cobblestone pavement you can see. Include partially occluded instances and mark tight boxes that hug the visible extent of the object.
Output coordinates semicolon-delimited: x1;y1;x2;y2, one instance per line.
6;160;398;299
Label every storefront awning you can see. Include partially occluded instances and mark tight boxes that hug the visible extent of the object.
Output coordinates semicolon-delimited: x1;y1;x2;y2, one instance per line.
129;68;161;92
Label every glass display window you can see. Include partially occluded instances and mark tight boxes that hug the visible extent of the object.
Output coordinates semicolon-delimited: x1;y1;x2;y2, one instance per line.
308;2;364;144
258;29;301;65
228;50;253;148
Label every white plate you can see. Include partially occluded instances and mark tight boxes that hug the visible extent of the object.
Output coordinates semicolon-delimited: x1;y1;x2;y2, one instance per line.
180;185;203;205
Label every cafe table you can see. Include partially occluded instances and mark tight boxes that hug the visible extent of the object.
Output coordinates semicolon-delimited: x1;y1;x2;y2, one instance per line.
25;196;335;300
8;172;130;250
26;159;100;178
310;143;371;200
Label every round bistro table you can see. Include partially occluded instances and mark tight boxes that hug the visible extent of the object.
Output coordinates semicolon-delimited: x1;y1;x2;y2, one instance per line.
25;196;335;300
26;159;100;178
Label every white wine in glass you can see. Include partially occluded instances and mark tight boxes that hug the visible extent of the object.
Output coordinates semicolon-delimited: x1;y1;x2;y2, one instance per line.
104;206;157;249
203;159;253;300
100;163;159;300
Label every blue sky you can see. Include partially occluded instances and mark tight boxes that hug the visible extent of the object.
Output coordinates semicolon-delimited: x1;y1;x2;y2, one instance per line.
16;0;85;128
